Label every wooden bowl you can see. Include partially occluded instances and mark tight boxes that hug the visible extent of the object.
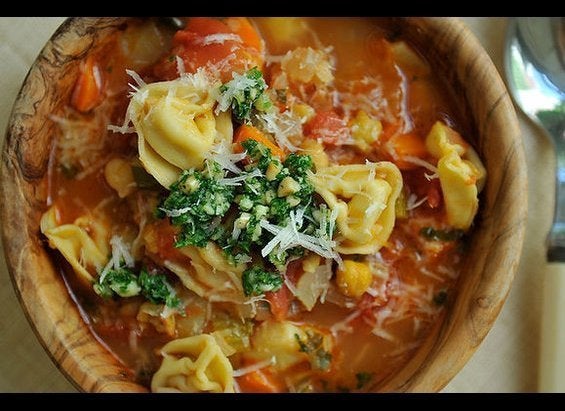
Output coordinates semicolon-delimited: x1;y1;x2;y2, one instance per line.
0;17;526;392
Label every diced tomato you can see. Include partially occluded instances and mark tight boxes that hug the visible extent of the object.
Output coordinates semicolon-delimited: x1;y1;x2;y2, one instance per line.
265;285;291;321
234;124;285;159
152;17;264;82
304;110;349;145
264;259;304;321
236;367;284;393
71;56;105;113
285;259;305;283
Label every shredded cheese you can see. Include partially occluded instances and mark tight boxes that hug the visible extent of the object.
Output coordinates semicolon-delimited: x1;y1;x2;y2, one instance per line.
256;111;302;152
196;33;243;46
218;168;263;186
206;141;246;174
232;356;276;377
99;235;135;283
401;156;438;173
215;71;261;114
406;194;428;211
259;210;340;262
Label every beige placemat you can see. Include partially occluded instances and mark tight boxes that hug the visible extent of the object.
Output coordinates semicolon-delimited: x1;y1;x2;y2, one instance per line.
0;17;553;392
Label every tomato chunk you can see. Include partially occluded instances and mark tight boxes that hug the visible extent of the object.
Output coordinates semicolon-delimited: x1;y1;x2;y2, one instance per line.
304;110;349;145
153;17;264;82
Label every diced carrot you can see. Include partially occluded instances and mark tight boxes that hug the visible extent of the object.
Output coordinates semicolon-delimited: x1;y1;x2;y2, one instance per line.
225;17;264;53
265;285;291;321
236;368;284;393
234;124;285;159
388;132;428;170
71;56;104;113
304;110;349;145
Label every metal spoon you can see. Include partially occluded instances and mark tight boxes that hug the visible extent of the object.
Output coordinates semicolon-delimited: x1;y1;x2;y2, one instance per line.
504;17;565;392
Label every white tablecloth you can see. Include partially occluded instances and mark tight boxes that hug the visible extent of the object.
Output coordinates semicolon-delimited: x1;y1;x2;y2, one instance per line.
0;17;553;392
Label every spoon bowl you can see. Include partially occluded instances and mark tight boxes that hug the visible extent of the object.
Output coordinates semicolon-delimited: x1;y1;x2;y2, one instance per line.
504;17;565;393
505;17;565;260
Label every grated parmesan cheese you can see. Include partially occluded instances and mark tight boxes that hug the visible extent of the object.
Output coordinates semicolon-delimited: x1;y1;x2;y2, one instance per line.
256;111;302;152
233;356;276;377
195;33;243;46
400;156;438;173
218;168;263;186
215;71;261;114
259;209;340;263
406;193;428;211
205;140;246;174
99;235;135;283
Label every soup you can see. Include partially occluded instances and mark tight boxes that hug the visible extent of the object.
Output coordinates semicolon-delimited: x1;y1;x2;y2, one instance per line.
40;17;486;393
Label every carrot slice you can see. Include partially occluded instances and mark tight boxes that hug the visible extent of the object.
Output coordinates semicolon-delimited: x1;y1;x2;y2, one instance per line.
234;124;285;159
71;56;104;113
388;132;428;170
225;17;264;52
304;110;349;145
236;368;284;393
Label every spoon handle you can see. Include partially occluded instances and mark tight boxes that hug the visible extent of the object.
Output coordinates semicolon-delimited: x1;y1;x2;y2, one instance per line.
539;262;565;391
541;115;565;261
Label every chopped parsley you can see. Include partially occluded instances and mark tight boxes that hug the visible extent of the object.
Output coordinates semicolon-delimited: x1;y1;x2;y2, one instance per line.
433;290;448;306
156;128;337;294
295;331;333;372
420;226;464;242
94;265;180;309
157;160;235;248
241;266;283;296
217;67;273;123
355;372;373;389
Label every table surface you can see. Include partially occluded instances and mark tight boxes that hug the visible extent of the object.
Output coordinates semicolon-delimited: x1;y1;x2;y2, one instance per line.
0;17;553;392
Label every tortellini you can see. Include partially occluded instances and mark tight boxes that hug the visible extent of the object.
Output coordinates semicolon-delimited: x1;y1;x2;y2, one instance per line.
137;302;176;337
246;320;308;371
426;121;486;230
40;206;109;284
311;162;403;254
166;242;248;305
127;71;234;188
151;334;234;393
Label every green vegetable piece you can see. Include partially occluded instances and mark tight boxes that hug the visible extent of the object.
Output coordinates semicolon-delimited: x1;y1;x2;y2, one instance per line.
131;165;161;189
158;161;235;248
219;67;272;123
139;269;180;308
295;331;332;372
283;153;314;176
420;226;464;242
433;290;448;306
241;266;283;296
94;267;141;299
355;372;373;389
60;163;79;179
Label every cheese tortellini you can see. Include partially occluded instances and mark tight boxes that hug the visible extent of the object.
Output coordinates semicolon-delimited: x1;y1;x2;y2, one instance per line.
166;243;248;305
151;334;234;393
40;206;109;284
311;162;403;254
426;121;486;230
246;320;309;371
127;71;234;188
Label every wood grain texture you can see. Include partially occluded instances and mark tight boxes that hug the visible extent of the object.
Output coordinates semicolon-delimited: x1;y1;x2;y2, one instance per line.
0;17;526;392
